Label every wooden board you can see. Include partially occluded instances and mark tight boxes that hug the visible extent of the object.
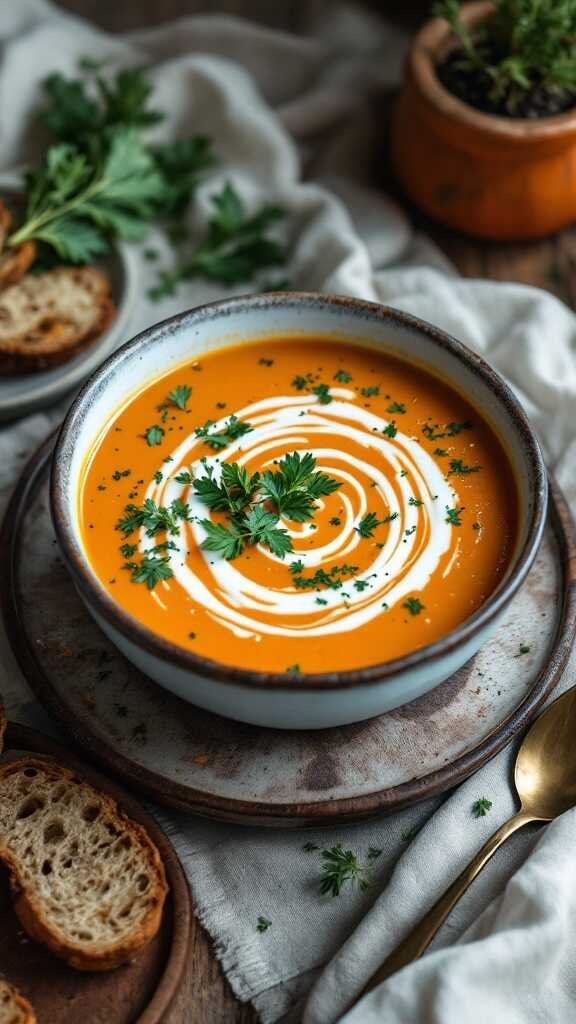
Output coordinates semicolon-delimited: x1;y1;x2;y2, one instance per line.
0;723;191;1024
2;437;575;827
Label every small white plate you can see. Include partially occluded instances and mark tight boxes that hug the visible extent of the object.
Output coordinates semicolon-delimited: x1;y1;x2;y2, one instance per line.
0;172;138;423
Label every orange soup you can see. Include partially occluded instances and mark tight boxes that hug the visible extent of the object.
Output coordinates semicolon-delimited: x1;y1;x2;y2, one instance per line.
79;337;517;673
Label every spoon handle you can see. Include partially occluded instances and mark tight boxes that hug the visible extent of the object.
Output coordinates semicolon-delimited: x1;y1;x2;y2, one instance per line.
356;809;536;1004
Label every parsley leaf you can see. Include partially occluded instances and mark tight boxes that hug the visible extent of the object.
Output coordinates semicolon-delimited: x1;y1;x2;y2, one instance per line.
195;415;253;450
129;553;173;589
355;511;397;538
260;451;340;522
168;384;192;411
145;425;165;447
319;845;369;898
472;797;492;817
403;597;425;615
149;182;286;296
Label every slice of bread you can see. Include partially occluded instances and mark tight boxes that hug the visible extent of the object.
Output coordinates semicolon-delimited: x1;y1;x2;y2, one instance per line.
0;200;37;290
0;267;115;375
0;980;36;1024
0;758;168;971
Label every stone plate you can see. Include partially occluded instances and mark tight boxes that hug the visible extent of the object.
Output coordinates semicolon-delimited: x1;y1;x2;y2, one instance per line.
0;722;191;1024
1;436;575;827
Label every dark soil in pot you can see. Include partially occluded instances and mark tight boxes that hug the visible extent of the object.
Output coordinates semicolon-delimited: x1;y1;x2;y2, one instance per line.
438;46;576;119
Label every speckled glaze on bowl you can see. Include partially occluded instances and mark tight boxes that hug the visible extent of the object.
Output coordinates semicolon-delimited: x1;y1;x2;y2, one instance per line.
50;293;547;729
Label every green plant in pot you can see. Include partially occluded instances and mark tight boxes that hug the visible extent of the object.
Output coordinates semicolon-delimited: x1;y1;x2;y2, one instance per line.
391;0;576;240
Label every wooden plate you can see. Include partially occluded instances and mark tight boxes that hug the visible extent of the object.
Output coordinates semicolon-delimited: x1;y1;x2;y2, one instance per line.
2;436;575;827
0;722;191;1024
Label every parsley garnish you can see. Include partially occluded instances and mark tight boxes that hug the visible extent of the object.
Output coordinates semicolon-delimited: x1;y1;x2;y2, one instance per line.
472;797;493;817
355;511;397;538
312;383;332;404
168;384;192;410
319;845;369;898
112;468;131;481
333;369;352;383
422;420;473;441
514;644;531;657
116;498;191;537
128;553;173;590
386;401;406;413
329;516;342;526
447;459;481;476
286;664;300;674
408;496;423;507
145;424;165;447
445;506;464;526
292;374;311;391
194;452;340;561
175;469;192;484
382;422;397;438
194;414;253;450
291;564;358;590
403;597;425;615
256;916;272;933
361;386;379;398
434;447;448;457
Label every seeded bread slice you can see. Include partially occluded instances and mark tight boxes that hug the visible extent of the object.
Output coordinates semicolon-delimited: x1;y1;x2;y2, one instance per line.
0;200;37;290
0;267;115;375
0;758;168;971
0;980;36;1024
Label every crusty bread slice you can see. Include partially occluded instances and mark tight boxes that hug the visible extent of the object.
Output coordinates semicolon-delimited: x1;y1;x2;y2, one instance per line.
0;200;36;289
0;758;168;971
0;267;115;375
0;980;36;1024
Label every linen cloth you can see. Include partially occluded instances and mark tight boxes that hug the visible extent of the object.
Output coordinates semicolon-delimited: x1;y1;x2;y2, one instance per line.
1;3;576;1022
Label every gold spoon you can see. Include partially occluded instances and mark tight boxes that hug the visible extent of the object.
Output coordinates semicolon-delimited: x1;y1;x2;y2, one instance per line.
354;686;576;1005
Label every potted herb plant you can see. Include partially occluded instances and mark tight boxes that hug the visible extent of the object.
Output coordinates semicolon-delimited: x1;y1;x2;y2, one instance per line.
391;1;576;239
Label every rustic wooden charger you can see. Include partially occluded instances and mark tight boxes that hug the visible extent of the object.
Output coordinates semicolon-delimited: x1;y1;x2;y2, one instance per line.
0;722;191;1024
2;436;576;828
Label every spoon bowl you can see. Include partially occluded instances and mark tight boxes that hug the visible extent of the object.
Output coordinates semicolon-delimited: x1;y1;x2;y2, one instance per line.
515;688;576;820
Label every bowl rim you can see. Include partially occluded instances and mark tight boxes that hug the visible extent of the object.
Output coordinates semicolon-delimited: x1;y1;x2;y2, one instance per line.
50;291;548;692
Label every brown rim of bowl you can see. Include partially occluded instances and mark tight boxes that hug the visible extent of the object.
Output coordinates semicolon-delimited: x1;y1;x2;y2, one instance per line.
412;1;576;142
50;291;548;693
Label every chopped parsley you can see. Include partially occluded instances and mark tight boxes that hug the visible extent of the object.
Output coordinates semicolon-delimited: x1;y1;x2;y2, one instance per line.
386;401;406;413
472;797;493;818
258;357;274;366
355;511;397;538
313;383;332;404
514;644;531;657
145;424;165;447
112;468;131;481
256;916;272;933
286;664;300;674
361;386;380;398
319;845;369;898
382;422;397;438
422;420;473;441
403;597;425;616
408;496;423;507
194;414;253;450
329;516;342;526
175;469;192;484
168;384;192;410
292;564;358;590
333;369;352;383
445;506;464;526
448;459;481;476
116;498;191;538
127;553;173;589
153;470;163;484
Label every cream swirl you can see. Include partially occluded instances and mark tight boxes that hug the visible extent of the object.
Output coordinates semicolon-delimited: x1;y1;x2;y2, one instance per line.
141;389;459;639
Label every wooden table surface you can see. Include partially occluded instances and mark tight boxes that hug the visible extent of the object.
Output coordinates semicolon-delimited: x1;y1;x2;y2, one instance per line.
41;3;576;1021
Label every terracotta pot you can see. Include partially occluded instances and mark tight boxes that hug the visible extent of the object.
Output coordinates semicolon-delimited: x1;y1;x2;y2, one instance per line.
391;1;576;240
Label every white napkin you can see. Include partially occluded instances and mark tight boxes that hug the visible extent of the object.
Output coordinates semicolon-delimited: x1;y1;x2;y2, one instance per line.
1;3;576;1023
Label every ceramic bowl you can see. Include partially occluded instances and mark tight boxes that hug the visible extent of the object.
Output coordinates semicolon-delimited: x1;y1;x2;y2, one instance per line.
0;172;138;422
50;293;547;729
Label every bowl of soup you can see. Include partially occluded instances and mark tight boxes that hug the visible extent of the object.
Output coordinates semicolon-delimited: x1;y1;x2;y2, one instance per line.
51;293;547;729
